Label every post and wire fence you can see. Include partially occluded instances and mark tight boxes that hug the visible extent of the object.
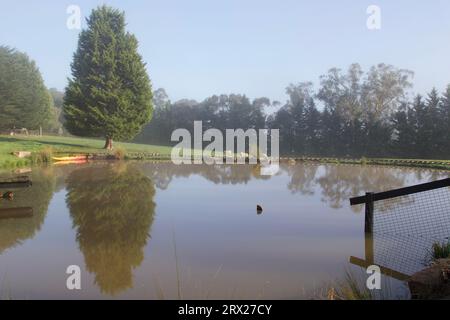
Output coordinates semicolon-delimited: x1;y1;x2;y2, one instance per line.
349;178;450;279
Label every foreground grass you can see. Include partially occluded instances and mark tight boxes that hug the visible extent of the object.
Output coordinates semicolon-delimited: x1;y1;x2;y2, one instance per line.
0;135;173;168
315;269;410;300
430;241;450;261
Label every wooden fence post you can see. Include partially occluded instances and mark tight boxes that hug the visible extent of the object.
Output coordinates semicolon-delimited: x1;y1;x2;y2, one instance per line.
364;192;374;234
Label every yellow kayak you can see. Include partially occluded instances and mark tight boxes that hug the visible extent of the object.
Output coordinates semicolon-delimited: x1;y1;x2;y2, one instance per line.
53;159;87;166
52;155;87;161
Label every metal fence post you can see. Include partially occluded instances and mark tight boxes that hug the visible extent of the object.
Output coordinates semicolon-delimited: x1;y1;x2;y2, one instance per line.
365;192;374;234
364;192;374;264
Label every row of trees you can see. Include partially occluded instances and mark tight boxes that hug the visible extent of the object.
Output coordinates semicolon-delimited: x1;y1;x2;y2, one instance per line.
135;89;267;145
1;6;153;149
273;73;450;158
137;64;450;159
393;89;450;158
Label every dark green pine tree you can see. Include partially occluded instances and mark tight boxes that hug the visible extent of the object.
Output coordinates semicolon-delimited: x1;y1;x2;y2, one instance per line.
424;88;441;157
392;103;416;157
0;46;53;131
438;85;450;157
63;6;153;149
412;95;429;158
303;103;321;156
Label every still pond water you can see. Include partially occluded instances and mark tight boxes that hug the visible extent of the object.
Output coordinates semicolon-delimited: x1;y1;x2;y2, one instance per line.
0;162;447;299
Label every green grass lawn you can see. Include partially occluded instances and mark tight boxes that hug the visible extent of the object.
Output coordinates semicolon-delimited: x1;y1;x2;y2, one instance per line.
0;134;173;168
3;134;450;171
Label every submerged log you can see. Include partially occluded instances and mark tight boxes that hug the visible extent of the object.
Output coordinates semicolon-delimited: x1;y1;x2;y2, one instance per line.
0;180;32;188
0;207;33;219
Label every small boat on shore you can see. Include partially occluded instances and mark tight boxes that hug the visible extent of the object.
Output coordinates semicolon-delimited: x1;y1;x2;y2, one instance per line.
53;159;88;166
52;155;87;162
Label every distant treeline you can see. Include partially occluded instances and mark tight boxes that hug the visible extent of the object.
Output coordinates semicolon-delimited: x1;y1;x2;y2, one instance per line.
4;44;450;160
136;63;450;159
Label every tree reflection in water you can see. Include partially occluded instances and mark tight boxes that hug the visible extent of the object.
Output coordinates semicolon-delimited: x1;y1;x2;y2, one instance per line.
283;163;319;195
316;165;407;211
1;161;446;298
142;162;447;212
139;163;270;190
0;168;55;253
66;163;156;295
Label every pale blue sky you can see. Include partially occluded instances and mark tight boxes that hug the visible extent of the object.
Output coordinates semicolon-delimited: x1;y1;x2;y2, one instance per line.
1;0;450;103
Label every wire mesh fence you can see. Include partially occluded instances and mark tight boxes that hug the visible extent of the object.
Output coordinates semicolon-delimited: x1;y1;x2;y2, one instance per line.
373;187;450;240
350;179;450;278
371;233;438;276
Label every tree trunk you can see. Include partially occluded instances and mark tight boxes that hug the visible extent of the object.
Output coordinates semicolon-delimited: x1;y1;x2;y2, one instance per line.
104;137;113;150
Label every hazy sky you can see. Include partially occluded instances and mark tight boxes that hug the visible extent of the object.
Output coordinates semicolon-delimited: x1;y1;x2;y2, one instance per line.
1;0;450;103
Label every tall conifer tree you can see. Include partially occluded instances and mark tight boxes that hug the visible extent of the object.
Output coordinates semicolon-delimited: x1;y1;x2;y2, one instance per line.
64;6;153;149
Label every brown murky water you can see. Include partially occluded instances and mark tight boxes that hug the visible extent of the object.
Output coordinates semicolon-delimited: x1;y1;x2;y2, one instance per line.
0;162;447;299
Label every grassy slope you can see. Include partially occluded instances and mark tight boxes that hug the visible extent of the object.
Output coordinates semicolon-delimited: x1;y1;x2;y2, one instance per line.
0;135;172;167
2;135;450;171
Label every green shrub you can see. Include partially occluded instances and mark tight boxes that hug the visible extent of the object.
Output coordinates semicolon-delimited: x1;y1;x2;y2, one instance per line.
430;241;450;260
31;147;53;164
113;147;126;160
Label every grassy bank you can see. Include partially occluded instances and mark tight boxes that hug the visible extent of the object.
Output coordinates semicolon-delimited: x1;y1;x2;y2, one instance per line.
288;157;450;171
0;135;172;168
2;135;450;171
